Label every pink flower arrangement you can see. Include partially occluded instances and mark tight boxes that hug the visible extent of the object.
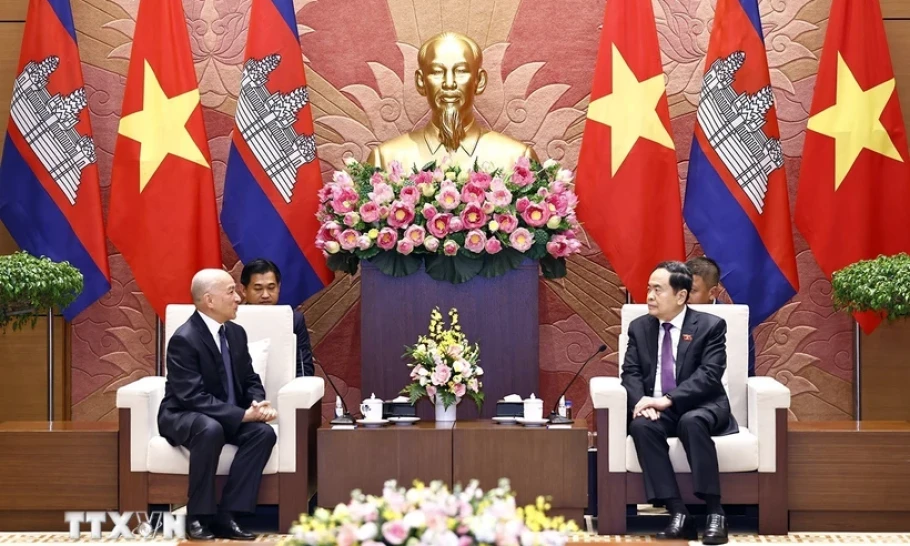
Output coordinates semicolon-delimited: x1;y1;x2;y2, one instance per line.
317;158;582;282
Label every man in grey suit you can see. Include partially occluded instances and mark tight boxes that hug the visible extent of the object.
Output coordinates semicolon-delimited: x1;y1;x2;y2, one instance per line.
621;261;736;544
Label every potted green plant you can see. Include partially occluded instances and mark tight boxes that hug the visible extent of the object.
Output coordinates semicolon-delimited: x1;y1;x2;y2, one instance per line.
0;251;83;331
832;253;910;420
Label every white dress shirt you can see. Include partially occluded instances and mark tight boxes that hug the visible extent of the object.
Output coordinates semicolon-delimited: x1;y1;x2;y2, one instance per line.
198;312;227;353
654;306;686;398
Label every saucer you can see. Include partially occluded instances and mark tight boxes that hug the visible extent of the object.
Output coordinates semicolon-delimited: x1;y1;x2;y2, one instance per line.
515;417;550;427
356;418;389;428
492;416;518;424
388;417;420;425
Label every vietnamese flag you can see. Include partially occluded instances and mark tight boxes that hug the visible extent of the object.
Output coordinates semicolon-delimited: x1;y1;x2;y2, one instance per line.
795;0;910;333
575;0;684;302
108;0;222;318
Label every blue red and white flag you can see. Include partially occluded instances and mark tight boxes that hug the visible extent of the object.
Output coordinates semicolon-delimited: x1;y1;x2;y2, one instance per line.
0;0;110;319
221;0;332;305
683;0;799;328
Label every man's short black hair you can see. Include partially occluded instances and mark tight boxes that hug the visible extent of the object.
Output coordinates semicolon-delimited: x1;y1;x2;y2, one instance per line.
686;256;721;287
654;260;693;300
240;259;282;287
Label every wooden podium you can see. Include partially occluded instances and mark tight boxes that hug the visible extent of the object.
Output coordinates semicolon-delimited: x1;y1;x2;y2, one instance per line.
360;259;539;419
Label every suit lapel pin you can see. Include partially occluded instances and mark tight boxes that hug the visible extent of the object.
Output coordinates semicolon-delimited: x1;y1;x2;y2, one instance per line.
682;333;693;342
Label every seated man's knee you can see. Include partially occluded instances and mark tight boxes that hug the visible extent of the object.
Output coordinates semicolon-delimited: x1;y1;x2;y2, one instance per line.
629;416;660;437
196;417;225;444
252;422;277;446
676;412;709;437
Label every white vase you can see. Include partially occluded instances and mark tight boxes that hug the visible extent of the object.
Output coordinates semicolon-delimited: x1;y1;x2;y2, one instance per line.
435;397;459;421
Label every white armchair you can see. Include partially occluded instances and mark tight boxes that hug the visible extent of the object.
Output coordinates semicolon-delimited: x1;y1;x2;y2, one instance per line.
116;305;324;531
590;304;790;535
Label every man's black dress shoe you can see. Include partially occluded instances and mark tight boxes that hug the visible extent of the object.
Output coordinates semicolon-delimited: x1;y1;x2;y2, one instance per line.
702;514;729;545
186;519;215;541
212;518;256;541
656;513;698;540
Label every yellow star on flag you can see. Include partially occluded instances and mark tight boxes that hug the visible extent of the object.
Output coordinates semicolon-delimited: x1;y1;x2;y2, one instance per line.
807;53;903;190
118;61;209;191
586;44;675;176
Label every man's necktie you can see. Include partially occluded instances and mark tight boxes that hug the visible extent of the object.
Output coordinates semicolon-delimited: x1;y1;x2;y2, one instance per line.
661;322;677;394
218;325;237;406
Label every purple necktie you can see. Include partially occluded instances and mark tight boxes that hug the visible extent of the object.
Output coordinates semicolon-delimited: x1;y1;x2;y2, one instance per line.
661;322;676;394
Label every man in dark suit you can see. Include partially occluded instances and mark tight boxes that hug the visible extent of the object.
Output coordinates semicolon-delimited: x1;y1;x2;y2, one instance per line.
239;259;315;377
686;256;756;376
621;261;737;544
158;269;278;541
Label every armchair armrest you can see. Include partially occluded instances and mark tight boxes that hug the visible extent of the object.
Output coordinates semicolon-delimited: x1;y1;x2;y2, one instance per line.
277;376;324;473
116;376;166;472
747;376;790;472
589;376;628;472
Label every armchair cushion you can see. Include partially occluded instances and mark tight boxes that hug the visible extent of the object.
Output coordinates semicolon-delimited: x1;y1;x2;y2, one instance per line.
625;430;759;473
147;424;279;475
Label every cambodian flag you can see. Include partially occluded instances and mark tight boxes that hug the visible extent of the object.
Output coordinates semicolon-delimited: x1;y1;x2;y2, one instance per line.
221;0;332;305
0;0;110;319
684;0;799;328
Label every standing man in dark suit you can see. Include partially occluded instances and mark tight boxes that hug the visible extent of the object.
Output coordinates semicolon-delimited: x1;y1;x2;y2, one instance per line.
157;269;278;541
686;256;756;376
622;261;737;544
239;259;315;377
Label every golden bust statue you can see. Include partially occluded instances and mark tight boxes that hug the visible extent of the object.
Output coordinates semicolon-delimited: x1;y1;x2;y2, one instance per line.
367;32;539;171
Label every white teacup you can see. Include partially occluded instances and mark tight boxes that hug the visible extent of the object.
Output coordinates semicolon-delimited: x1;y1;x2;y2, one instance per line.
360;393;384;421
523;394;543;421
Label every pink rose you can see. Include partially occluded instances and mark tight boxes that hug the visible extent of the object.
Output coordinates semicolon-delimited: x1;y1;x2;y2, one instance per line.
443;240;460;256
458;534;473;546
432;364;452;385
369;182;394;204
387;201;415;229
453;383;466;398
337;524;357;546
511;156;535;187
428;213;451;238
460;203;487;230
333;171;354;187
381;521;408;545
546;234;572;258
377;227;398;250
397;239;414;255
436;186;461;211
400;185;420;205
357;236;372;250
464;230;487;253
546;192;570;216
486;184;513;207
379;206;390;220
331;187;358;214
318;221;342;243
468;378;479;392
389;160;404;182
360;201;381;223
516;196;531;213
448;216;464;232
370;172;385;186
460;182;486;204
422;203;438;220
549;180;568;194
317;185;333;202
340;229;360;251
424;236;440;252
343;212;360;227
411;171;433;185
494;213;519;234
521;202;551;227
510;228;534;252
485;238;502;254
537;187;550;198
469;171;493;189
482;201;495;214
426;384;438;401
404;225;426;246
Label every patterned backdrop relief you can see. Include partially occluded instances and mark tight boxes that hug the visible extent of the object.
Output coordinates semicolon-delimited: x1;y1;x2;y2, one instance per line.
68;0;852;424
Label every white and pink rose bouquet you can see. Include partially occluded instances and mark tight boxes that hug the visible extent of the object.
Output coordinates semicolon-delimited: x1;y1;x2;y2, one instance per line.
316;157;582;284
282;478;579;546
401;307;482;412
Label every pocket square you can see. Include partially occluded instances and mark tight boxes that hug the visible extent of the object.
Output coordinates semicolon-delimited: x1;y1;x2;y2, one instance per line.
682;334;693;342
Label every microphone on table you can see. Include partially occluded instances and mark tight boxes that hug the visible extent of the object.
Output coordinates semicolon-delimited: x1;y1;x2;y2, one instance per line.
549;344;608;425
314;357;356;425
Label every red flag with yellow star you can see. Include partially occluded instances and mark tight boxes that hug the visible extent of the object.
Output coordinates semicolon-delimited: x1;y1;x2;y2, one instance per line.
575;0;684;302
795;0;910;333
108;0;222;318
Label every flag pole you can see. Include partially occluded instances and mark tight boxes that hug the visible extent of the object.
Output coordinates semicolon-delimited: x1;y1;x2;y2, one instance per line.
47;308;54;421
156;318;164;376
854;320;862;421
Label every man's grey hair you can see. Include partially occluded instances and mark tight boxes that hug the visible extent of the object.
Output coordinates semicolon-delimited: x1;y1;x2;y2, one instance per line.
191;269;231;304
